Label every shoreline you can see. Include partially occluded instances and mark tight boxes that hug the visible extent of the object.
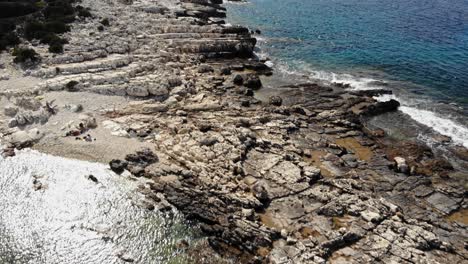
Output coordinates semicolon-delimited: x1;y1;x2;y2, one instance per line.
225;0;468;153
1;0;467;263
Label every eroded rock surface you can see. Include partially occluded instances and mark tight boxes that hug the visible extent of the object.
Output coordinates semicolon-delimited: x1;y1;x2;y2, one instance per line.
0;0;466;263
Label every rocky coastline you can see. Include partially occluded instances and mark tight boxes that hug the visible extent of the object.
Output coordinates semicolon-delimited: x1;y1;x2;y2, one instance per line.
0;0;467;263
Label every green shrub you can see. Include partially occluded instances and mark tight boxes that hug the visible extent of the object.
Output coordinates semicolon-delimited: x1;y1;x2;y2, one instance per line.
44;20;70;34
76;5;92;18
25;20;71;40
4;1;92;54
12;47;40;63
40;33;68;45
35;1;47;9
0;32;20;50
43;2;75;20
0;2;39;19
24;20;46;40
48;42;63;53
78;9;91;18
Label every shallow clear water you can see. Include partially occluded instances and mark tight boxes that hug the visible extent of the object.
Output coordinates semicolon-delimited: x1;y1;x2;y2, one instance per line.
0;149;197;264
226;0;468;148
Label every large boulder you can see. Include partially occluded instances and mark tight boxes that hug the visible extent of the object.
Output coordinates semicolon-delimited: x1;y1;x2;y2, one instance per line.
109;159;128;174
126;86;149;97
361;99;400;116
244;75;262;90
8;128;44;148
269;96;283;106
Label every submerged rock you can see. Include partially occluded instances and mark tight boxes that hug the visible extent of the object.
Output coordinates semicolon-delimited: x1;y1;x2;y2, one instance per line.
269;95;282;106
361;99;400;116
244;75;262;89
233;74;244;85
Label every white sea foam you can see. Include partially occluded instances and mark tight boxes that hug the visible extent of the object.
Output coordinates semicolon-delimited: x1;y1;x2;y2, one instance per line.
264;60;274;68
273;59;386;90
287;62;468;149
375;94;468;148
253;42;468;149
307;70;383;90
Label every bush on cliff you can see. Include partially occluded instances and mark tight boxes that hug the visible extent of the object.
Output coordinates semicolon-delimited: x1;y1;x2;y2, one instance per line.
12;47;40;63
48;42;64;53
35;0;47;9
76;5;92;18
0;32;20;51
24;20;70;40
40;33;68;45
0;0;93;55
0;21;17;51
0;1;39;19
43;0;76;21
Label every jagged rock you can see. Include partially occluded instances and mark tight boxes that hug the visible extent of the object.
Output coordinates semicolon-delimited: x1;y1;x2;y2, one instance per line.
2;146;15;158
15;98;42;111
125;148;158;165
109;159;128;174
148;86;169;98
342;154;358;168
127;164;145;176
233;74;244;85
8;128;44;148
360;99;400;116
126;86;149;97
394;156;409;174
360;210;382;223
4;105;18;116
79;114;97;129
0;74;10;81
220;67;231;75
103;120;129;137
269;96;282;106
244;75;262;89
198;64;214;73
245;89;254;96
8;118;18;128
64;104;83;113
200;137;218;146
118;0;133;5
1;0;463;262
252;181;270;203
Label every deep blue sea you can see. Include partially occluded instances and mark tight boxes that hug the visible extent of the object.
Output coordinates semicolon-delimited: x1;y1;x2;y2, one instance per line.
226;0;468;148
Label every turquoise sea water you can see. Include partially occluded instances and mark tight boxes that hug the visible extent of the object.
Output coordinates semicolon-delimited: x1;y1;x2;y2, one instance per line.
226;0;468;148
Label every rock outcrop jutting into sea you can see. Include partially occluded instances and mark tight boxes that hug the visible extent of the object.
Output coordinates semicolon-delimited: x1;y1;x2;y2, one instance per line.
0;0;467;263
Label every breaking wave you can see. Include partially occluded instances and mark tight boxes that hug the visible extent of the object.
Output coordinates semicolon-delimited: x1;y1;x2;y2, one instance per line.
266;55;468;148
